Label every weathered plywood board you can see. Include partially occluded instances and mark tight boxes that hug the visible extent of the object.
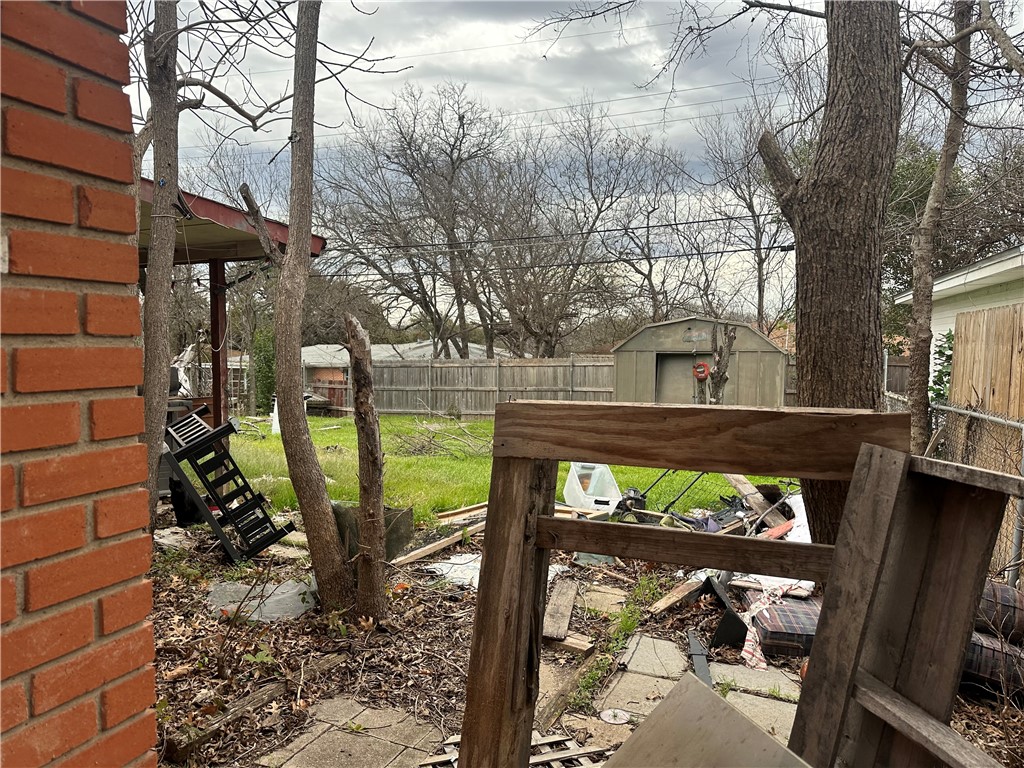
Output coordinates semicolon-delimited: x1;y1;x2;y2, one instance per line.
604;673;810;768
492;402;910;480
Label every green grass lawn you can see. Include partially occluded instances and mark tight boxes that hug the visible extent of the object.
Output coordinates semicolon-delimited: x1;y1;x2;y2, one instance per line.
230;415;791;525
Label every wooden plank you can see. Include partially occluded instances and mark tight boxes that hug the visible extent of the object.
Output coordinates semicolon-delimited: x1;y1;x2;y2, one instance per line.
909;455;1024;497
847;473;1007;766
852;670;1002;768
542;580;577;641
604;673;810;767
787;444;911;767
390;521;486;566
543;631;594;656
757;519;794;540
460;456;558;768
492;401;910;480
534;651;603;730
649;579;703;615
723;473;788;527
535;517;834;582
435;502;488;520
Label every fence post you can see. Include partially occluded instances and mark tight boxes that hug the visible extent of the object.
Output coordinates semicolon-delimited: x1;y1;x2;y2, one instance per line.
495;356;501;411
1010;425;1024;589
569;354;575;402
427;359;433;415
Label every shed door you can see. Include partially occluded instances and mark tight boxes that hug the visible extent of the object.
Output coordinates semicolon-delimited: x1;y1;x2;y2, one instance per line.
655;354;711;404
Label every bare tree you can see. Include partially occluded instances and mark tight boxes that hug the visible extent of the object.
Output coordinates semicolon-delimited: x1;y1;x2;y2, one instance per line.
140;0;180;521
344;314;388;621
274;0;352;611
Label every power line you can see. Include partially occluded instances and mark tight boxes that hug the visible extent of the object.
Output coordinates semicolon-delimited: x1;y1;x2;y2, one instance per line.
172;77;779;152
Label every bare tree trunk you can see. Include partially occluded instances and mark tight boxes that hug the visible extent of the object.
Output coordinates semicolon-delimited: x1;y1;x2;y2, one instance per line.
758;0;901;544
274;0;351;611
142;0;179;526
345;314;388;621
708;324;737;404
908;0;973;455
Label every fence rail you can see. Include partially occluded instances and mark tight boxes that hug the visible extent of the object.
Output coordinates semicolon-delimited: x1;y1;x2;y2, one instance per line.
309;356;615;417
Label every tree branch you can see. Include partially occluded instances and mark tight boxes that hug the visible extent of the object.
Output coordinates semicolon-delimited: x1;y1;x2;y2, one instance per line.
979;0;1024;77
756;131;798;223
239;182;281;264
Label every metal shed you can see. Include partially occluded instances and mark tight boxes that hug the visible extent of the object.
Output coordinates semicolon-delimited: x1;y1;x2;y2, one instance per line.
612;316;786;406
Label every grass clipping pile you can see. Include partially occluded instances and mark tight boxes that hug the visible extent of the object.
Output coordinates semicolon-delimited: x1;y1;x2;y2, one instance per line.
151;525;478;765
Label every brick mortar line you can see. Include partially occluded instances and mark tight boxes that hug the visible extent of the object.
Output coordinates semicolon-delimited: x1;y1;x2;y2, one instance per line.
0;155;139;196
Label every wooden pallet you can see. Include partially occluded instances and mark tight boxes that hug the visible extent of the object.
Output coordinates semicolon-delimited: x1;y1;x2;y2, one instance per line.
420;731;611;767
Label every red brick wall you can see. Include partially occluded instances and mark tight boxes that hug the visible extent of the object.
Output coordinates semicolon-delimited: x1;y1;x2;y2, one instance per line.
1;2;156;766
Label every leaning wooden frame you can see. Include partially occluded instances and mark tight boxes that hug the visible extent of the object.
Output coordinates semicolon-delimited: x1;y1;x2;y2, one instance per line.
459;401;1024;768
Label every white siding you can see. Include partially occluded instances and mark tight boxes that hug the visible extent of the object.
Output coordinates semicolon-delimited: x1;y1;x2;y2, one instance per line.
932;279;1024;340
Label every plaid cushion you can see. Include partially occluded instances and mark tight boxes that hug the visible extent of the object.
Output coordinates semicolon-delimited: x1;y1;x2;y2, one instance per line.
742;589;822;657
976;581;1024;644
962;630;1024;695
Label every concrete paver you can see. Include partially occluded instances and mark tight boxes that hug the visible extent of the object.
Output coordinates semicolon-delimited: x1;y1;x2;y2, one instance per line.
724;691;798;745
709;662;801;699
596;670;677;716
578;584;627;615
386;747;431;767
619;634;688;679
282;728;404;767
349;706;440;749
257;723;331;767
560;713;633;751
311;696;366;725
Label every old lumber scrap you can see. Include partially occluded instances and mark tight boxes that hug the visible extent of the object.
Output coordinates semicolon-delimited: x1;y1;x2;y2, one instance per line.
165;653;348;762
758;519;795;541
534;653;606;731
536;517;834;583
542;580;578;641
390;521;486;567
435;502;488;522
649;580;703;616
543;631;594;657
492;402;910;480
723;474;788;528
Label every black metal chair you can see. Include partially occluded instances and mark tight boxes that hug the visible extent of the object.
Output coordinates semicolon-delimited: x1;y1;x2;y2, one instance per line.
163;406;295;563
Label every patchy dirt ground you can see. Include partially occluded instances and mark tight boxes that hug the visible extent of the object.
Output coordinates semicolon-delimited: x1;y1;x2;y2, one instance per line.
151;511;1023;767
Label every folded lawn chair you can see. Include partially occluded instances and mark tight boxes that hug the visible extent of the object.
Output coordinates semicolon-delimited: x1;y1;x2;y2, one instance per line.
163;406;294;563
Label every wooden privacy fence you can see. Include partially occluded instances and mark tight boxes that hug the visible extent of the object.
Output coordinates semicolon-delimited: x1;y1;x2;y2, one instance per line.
950;302;1024;419
460;401;1024;767
310;356;614;416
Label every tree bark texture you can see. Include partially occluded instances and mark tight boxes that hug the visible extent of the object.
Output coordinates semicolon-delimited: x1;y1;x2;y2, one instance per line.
907;1;974;454
345;314;389;621
142;0;180;525
758;0;902;544
274;0;352;611
708;324;738;405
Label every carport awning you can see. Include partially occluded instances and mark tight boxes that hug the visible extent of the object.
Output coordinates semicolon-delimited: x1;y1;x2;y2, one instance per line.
137;178;326;265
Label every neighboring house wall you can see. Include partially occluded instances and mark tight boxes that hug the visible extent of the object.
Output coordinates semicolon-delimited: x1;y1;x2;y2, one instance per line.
932;279;1024;342
1;3;156;766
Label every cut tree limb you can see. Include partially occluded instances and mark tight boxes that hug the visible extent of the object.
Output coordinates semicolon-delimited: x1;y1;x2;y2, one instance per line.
165;653;349;762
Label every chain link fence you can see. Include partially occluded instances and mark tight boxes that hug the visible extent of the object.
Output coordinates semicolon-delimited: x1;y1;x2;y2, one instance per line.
883;392;1024;586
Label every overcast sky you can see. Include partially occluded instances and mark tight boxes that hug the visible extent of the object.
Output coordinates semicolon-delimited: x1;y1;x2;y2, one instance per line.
164;1;785;176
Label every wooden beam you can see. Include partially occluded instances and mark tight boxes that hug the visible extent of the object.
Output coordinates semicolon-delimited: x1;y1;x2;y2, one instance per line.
460;457;558;768
534;651;603;730
788;444;910;766
844;470;1008;766
542;580;577;641
909;455;1024;497
390;522;486;567
535;517;834;582
852;671;1002;768
492;402;910;480
209;260;229;428
649;579;703;616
